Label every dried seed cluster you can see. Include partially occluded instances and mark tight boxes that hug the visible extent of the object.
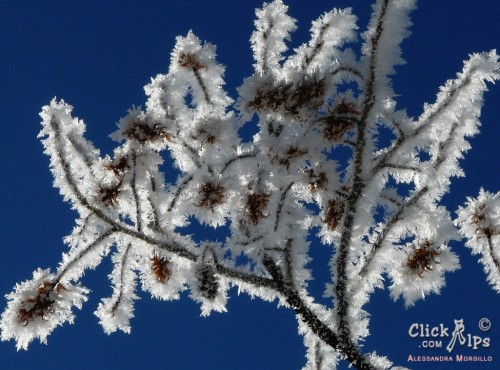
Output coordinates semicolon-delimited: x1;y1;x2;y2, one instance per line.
406;240;440;277
123;120;171;143
197;128;217;144
306;169;328;192
98;157;130;207
271;146;308;169
17;282;65;326
198;182;225;209
178;52;205;71
247;77;326;119
471;204;498;240
322;100;359;141
98;185;121;206
104;157;129;176
245;193;270;225
323;198;345;231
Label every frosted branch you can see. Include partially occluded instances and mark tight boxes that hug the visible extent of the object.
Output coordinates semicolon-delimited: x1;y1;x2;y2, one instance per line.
456;189;500;292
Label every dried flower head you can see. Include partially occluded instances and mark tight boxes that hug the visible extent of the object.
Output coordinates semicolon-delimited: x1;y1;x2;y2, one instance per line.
287;76;326;115
123;119;171;143
98;184;121;206
104;157;129;176
245;193;270;225
471;203;498;240
306;169;328;192
246;82;291;113
198;182;225;209
406;240;440;277
17;282;65;326
178;52;205;71
271;146;308;169
322;100;360;141
246;77;326;119
334;100;360;116
197;128;217;144
323;118;355;141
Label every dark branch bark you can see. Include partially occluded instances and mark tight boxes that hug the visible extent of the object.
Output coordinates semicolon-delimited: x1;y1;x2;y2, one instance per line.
55;228;116;283
374;73;475;173
333;0;390;346
192;68;212;105
220;152;258;175
131;155;142;232
487;233;500;270
168;175;193;211
110;244;132;314
274;182;294;231
262;255;374;370
361;186;429;276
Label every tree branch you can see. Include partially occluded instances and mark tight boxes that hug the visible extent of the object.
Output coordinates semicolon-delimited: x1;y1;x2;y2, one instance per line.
130;155;142;232
262;255;374;370
167;175;193;212
360;186;429;276
334;0;390;345
50;115;197;261
110;244;132;314
55;228;116;283
274;182;295;231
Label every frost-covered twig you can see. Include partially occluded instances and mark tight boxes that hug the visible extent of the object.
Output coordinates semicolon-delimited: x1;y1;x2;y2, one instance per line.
456;189;500;292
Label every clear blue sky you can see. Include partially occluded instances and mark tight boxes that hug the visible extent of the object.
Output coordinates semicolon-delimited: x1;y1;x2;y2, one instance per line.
0;1;499;369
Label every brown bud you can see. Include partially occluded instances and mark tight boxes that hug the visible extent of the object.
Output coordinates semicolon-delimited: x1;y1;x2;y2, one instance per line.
151;254;171;283
323;198;345;231
197;264;219;301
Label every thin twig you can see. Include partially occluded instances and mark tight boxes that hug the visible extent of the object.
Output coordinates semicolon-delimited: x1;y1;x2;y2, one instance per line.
131;155;142;232
274;182;294;231
111;244;132;315
168;175;193;212
334;0;390;347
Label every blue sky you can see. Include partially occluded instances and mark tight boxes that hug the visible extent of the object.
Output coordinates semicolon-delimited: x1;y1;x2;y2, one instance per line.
0;1;499;369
